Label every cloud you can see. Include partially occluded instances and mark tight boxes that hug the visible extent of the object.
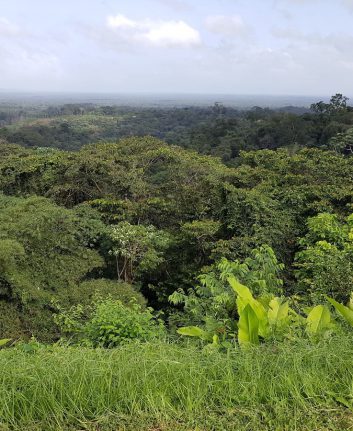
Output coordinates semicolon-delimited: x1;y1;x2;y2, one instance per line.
0;17;21;37
272;27;353;54
107;15;137;29
0;41;63;90
205;15;249;38
341;0;353;10
106;14;201;47
0;16;64;90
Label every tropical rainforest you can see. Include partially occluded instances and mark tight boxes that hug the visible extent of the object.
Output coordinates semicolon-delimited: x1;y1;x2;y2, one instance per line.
0;94;353;431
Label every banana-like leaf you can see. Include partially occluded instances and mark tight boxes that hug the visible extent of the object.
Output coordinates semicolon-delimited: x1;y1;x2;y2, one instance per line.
228;276;254;305
306;305;332;335
326;296;353;327
238;304;259;346
177;326;212;341
349;292;353;311
0;339;11;347
268;297;289;328
228;276;269;338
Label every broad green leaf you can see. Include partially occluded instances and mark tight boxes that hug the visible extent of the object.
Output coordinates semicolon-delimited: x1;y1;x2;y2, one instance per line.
228;276;254;315
326;296;353;327
238;304;259;347
268;298;289;327
228;276;269;338
177;326;211;340
0;339;11;347
306;305;332;335
228;276;254;304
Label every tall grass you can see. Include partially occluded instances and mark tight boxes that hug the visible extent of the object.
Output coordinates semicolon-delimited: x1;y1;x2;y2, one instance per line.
0;337;352;430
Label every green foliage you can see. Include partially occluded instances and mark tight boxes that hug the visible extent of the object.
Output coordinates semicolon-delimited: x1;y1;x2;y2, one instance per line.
180;220;221;249
295;213;353;302
267;297;291;333
238;304;259;346
2;118;353;342
175;261;353;347
327;296;353;327
76;279;146;307
219;245;284;296
169;245;284;331
2;95;352;162
109;221;170;283
55;298;165;347
1;100;353;429
228;276;269;339
177;326;212;341
84;300;165;347
0;194;105;339
0;301;25;338
306;305;333;337
328;127;353;154
311;93;349;115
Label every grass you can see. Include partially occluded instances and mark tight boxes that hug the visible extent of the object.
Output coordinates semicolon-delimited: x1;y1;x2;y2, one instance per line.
0;337;352;431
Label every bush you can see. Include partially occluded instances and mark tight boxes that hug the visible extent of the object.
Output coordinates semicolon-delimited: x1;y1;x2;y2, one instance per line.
55;298;165;347
75;279;146;307
295;213;353;303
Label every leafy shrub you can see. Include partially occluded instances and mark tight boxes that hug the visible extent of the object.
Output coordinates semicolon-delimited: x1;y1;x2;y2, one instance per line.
55;298;165;347
176;276;344;349
172;247;353;348
75;279;146;307
295;213;353;303
169;245;284;331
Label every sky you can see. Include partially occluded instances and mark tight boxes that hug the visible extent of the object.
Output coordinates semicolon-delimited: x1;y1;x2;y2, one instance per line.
1;0;353;96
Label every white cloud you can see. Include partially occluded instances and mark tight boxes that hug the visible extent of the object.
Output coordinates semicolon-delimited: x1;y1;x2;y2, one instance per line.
205;15;249;38
106;14;201;47
107;15;137;29
143;21;200;45
0;17;21;37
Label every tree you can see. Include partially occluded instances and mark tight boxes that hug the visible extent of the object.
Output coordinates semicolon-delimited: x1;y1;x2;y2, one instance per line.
109;222;170;283
0;195;105;339
310;93;349;115
295;213;353;303
328;127;353;154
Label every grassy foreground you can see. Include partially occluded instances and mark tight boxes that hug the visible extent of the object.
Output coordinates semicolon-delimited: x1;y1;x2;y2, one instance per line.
0;338;352;431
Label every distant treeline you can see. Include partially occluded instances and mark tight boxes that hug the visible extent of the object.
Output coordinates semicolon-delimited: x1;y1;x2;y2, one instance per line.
1;94;352;164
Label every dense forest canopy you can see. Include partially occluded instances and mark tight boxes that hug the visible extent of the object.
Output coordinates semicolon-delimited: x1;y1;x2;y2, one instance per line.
1;94;353;165
0;94;353;340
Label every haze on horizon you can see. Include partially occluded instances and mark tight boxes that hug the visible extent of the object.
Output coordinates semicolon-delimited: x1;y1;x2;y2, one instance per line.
1;0;353;97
